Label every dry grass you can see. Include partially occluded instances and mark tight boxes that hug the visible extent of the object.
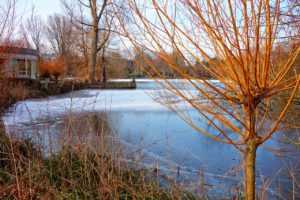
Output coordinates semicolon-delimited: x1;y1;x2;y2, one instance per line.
0;128;199;199
0;78;29;114
0;144;163;199
0;77;89;115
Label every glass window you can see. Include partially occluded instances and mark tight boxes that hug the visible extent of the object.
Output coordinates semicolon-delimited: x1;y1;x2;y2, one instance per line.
17;59;26;76
27;60;32;76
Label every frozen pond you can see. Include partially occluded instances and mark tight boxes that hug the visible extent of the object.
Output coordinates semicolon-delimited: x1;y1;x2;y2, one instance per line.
2;79;300;198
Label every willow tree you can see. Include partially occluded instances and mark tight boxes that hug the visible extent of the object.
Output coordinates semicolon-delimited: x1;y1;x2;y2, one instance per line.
119;0;300;199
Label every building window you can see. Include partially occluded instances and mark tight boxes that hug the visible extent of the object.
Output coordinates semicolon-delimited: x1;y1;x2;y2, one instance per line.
17;59;26;76
27;60;32;77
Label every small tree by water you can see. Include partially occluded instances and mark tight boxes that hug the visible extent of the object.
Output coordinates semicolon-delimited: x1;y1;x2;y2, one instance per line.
119;0;300;199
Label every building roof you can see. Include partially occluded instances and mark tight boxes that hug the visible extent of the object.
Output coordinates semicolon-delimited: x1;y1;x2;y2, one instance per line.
0;46;39;56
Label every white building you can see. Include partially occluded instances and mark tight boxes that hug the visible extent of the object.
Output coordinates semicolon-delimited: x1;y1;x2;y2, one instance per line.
0;47;39;79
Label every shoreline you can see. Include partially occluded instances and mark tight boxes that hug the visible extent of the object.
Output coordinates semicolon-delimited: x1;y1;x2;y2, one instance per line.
0;78;136;115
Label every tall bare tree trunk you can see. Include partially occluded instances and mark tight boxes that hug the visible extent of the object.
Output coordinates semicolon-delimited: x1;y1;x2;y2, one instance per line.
89;28;99;83
245;137;257;200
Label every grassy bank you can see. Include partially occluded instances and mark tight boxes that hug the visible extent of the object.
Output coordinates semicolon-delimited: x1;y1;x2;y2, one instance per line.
0;78;92;114
0;78;137;114
0;121;200;199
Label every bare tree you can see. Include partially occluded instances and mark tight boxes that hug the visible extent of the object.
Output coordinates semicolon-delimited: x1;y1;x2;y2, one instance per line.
72;13;90;78
120;0;300;199
63;0;122;83
20;8;44;54
0;0;17;44
104;50;128;78
0;0;18;76
46;14;74;75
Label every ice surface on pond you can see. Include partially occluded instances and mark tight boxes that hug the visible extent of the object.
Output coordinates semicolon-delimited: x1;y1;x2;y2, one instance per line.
3;89;168;125
3;79;205;125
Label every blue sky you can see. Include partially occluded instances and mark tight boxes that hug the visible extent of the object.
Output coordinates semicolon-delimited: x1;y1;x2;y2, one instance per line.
17;0;62;19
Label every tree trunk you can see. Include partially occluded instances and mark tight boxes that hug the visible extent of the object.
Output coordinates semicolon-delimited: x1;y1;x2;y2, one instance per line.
101;47;106;82
245;137;257;200
88;28;99;83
